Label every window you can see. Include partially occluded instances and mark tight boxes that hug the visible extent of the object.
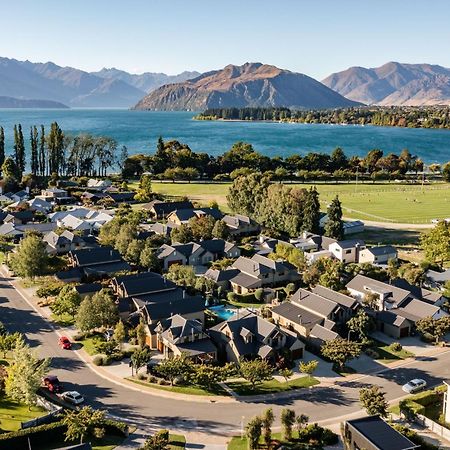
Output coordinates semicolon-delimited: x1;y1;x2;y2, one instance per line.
345;249;352;254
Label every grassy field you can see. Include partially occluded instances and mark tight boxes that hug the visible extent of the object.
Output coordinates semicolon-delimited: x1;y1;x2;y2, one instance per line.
0;398;45;432
149;181;450;224
226;375;319;396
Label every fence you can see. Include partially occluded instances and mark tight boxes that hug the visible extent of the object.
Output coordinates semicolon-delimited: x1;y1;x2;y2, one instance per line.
21;396;63;429
415;414;450;442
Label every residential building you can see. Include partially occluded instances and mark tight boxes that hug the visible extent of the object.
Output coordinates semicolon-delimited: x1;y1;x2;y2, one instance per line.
74;283;103;298
358;245;398;265
343;220;365;235
203;268;241;291
4;210;34;225
155;314;217;363
145;221;179;237
143;200;194;220
222;214;260;236
86;179;112;190
209;309;304;363
329;239;366;263
43;230;88;254
425;269;450;289
343;416;418;450
166;207;222;225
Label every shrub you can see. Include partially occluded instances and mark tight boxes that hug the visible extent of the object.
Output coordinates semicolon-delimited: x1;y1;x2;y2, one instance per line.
158;379;170;386
227;292;236;302
254;288;264;302
138;373;147;381
389;342;402;352
92;355;104;366
72;332;86;341
147;375;157;383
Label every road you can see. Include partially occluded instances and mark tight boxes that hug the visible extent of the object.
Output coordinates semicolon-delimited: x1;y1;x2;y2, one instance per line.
1;274;449;437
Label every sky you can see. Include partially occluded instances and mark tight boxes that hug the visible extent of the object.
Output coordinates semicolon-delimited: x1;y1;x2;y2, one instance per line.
1;0;449;80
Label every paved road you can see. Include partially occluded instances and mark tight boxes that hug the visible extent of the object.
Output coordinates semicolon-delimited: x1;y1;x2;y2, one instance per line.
1;274;449;437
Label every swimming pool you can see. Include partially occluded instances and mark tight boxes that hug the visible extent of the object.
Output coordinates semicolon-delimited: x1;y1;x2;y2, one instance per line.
208;305;236;321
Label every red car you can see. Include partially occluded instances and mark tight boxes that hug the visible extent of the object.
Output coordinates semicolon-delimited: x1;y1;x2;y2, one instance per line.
59;336;71;350
43;375;62;393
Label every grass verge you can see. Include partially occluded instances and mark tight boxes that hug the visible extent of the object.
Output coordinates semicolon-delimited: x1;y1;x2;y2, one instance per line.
226;376;319;396
371;340;414;363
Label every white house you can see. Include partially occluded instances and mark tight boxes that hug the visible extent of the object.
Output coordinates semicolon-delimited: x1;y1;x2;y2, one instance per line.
329;239;366;263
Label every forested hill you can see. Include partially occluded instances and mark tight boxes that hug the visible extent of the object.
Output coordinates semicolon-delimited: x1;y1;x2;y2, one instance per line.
195;106;450;129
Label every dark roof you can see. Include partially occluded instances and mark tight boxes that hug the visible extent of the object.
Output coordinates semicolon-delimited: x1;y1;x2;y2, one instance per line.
133;287;185;304
83;261;131;276
271;301;323;327
230;272;261;289
176;338;217;356
291;288;340;317
116;272;177;297
55;267;83;281
141;296;205;321
74;283;103;295
204;268;240;283
169;207;222;222
70;246;122;267
144;200;194;216
377;310;410;328
310;324;339;341
334;239;365;249
346;416;419;450
107;192;135;202
392;278;442;304
5;210;34;221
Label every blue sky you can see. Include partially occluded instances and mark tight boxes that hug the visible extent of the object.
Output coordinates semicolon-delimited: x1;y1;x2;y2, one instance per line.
1;0;449;80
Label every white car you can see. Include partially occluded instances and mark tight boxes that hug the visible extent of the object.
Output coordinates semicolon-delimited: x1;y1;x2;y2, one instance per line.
61;391;85;405
402;378;427;394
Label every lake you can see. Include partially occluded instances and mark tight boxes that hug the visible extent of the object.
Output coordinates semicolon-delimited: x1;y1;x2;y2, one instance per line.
0;109;449;163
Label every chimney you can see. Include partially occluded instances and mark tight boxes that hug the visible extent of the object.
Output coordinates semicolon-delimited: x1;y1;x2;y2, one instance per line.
297;314;302;325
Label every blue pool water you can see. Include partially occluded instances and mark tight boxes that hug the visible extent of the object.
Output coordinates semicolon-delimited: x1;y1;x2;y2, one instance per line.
208;305;236;321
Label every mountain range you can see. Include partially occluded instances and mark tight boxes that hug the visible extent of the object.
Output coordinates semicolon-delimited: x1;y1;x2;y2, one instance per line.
133;62;360;110
322;62;450;106
0;96;68;108
0;57;199;107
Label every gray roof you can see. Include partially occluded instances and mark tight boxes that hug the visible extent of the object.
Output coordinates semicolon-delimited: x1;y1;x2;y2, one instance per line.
334;239;365;249
176;338;217;357
312;285;358;309
204;268;240;283
395;298;440;323
157;314;204;343
365;245;397;257
310;324;339;342
291;288;340;318
426;269;450;284
229;272;261;289
377;310;410;328
141;296;205;322
392;278;442;304
271;301;323;327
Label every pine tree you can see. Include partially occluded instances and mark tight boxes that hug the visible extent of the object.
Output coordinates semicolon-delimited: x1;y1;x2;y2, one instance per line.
302;187;321;234
324;195;344;239
0;126;5;174
30;126;39;176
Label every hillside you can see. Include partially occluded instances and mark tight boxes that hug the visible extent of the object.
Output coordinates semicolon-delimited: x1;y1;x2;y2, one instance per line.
0;57;198;107
133;62;361;110
0;96;68;108
322;62;450;106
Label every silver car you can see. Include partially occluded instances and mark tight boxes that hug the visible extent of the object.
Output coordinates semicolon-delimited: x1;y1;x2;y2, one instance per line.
402;378;427;394
61;391;85;405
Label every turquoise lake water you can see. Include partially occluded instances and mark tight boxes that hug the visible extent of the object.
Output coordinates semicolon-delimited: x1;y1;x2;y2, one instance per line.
0;109;449;163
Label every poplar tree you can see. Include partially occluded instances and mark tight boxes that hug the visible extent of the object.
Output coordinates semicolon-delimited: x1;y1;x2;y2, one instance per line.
39;125;46;176
13;124;26;177
0;126;5;174
302;187;321;234
324;195;344;240
30;126;39;176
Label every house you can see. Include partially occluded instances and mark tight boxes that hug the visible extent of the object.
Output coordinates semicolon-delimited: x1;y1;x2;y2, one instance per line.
222;214;260;236
143;200;194;220
203;268;241;291
10;190;29;203
329;239;366;263
4;210;34;225
343;220;365;235
48;208;91;223
166;207;222;225
229;254;300;294
252;235;293;256
290;232;337;253
343;416;418;450
27;197;53;213
209;309;304;363
155;314;217;363
74;283;103;298
358;245;398;265
43;230;88;254
107;192;136;203
57;211;114;234
81;191;108;203
425;268;450;289
375;310;413;339
87;179;112;190
146;221;179;237
157;239;239;271
39;188;69;200
392;278;445;306
0;222;57;241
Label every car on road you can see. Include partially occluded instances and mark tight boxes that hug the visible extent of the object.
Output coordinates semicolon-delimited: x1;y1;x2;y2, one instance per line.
61;391;84;405
59;336;72;350
402;378;427;394
43;375;62;393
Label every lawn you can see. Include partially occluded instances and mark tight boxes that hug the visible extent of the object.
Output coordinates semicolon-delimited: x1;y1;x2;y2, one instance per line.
147;181;450;224
0;397;45;432
51;312;75;327
371;340;414;363
127;377;229;396
169;434;186;450
226;376;319;396
79;334;105;355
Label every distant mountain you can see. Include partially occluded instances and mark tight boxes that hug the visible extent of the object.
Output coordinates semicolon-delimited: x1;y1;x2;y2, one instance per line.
322;62;450;106
133;62;361;111
0;57;199;107
0;96;68;108
93;68;200;93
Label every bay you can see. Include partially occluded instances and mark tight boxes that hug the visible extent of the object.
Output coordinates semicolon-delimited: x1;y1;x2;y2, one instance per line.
0;109;449;163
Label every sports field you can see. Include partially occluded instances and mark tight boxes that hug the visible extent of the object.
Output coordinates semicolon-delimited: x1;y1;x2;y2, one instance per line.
150;181;450;224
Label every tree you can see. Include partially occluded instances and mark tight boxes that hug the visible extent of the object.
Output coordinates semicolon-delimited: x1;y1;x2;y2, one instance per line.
321;338;361;370
299;360;318;378
135;174;152;202
166;264;196;288
295;414;309;436
212;220;230;240
347;309;371;343
75;289;119;332
416;316;450;344
125;239;144;265
130;347;152;376
30;126;39;176
140;429;170;450
170;224;193;244
0;332;22;358
0;126;5;174
113;320;126;350
261;408;275;446
324;196;344;240
136;318;148;348
13;124;25;177
39;125;46;176
51;285;81;318
62;406;106;444
5;337;50;408
139;243;159;271
421;221;450;267
303;187;321;234
280;408;296;441
363;292;380;310
443;162;450;182
9;234;48;279
245;416;263;450
239;359;273;390
279;368;293;384
189;215;216;241
156;354;193;385
191;364;231;390
303;257;345;291
359;386;388;417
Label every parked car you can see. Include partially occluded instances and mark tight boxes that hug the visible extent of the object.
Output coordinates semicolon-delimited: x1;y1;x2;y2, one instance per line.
402;378;427;394
59;336;72;350
61;391;84;405
43;375;62;393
